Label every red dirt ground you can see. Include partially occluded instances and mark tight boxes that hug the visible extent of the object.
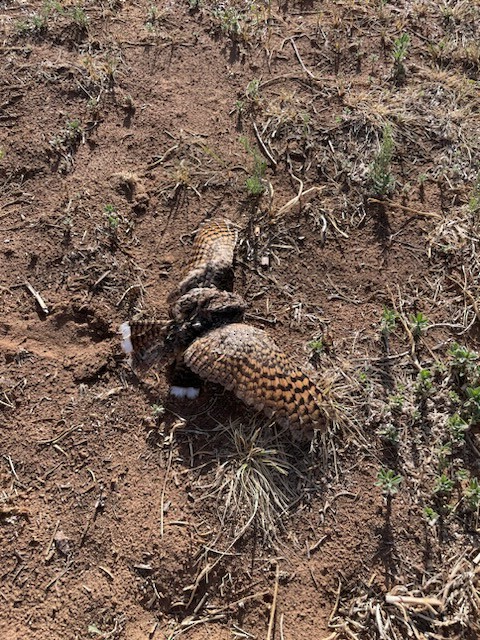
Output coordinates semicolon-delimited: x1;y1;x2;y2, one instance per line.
1;1;479;639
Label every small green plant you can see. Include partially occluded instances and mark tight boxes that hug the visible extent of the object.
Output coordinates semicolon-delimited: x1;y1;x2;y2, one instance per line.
392;33;410;63
246;173;265;196
464;386;480;423
415;369;433;396
468;173;480;216
391;33;410;84
15;20;32;35
212;6;243;39
16;0;64;34
234;99;245;115
17;14;46;33
448;343;478;384
32;13;48;30
448;413;469;444
299;112;311;136
308;339;324;355
380;306;397;335
240;136;266;197
409;312;429;338
448;389;461;405
67;119;82;137
70;5;88;29
0;148;5;160
358;370;369;384
456;468;470;481
104;204;119;231
423;506;440;526
87;97;100;114
49;119;83;155
449;343;478;366
152;403;165;418
418;368;432;382
464;478;480;512
375;468;402;496
32;2;56;31
433;473;454;496
145;3;160;30
44;0;63;12
370;124;395;196
245;78;260;102
437;443;452;472
377;423;400;446
388;393;404;413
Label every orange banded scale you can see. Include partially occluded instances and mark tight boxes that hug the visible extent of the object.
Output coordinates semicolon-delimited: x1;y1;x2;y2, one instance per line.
170;219;238;300
183;323;326;439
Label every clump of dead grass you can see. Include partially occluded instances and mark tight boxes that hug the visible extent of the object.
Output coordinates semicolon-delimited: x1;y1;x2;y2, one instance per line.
147;131;237;202
207;416;302;543
327;549;480;639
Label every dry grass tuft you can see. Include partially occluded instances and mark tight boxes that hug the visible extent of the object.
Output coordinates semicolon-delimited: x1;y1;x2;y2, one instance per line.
327;548;480;639
207;416;303;543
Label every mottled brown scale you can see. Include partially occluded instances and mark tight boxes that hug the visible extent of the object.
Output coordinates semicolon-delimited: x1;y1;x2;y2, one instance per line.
169;220;237;301
165;287;246;352
122;219;325;439
126;320;166;353
183;323;326;438
169;287;245;327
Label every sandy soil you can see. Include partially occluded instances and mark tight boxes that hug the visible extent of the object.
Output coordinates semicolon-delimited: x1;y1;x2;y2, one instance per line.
1;1;480;639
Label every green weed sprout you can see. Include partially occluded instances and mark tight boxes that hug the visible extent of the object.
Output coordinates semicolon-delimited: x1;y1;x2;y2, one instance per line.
212;6;242;39
145;3;160;30
415;369;433;396
448;343;478;384
377;423;400;446
468;173;480;216
464;386;480;423
104;204;119;231
448;413;469;444
308;339;324;355
448;343;478;366
464;478;480;512
71;6;88;29
245;78;260;102
240;136;266;197
392;33;410;84
423;506;440;526
370;124;395;196
376;468;402;496
433;473;454;496
152;403;165;418
409;312;429;338
380;306;397;335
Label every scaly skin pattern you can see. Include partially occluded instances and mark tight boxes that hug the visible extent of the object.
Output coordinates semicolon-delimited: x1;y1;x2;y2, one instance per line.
121;219;326;439
169;219;238;300
183;323;326;439
120;319;166;354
